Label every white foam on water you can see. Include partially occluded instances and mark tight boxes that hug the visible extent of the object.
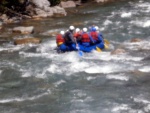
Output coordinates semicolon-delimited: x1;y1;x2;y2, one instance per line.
21;72;31;78
132;96;150;104
130;20;150;28
90;51;143;62
0;90;50;103
0;70;2;74
139;66;150;73
124;40;150;51
143;20;150;27
83;51;113;61
87;76;97;81
106;74;129;81
109;11;117;18
47;64;62;74
20;67;48;78
136;2;150;13
111;104;129;112
60;52;80;63
111;104;145;113
68;61;90;73
84;64;119;74
19;51;50;58
54;80;66;87
111;55;143;62
47;60;90;76
121;12;132;18
132;96;150;112
36;40;56;53
103;20;113;26
0;45;25;52
144;104;150;113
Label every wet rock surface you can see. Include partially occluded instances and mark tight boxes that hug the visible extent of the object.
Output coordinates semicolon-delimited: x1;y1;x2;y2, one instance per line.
14;37;42;45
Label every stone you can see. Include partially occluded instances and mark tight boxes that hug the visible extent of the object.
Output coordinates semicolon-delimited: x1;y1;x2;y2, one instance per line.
30;0;50;9
52;6;67;16
12;26;34;34
111;48;126;55
60;1;76;8
14;37;42;45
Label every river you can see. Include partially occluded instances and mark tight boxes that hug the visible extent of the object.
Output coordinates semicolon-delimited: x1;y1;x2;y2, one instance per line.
0;0;150;113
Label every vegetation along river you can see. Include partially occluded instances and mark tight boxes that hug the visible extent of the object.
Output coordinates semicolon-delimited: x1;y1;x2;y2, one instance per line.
0;0;150;113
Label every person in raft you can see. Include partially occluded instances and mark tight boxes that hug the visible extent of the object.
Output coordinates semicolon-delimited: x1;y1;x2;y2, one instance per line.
80;27;93;47
73;28;82;43
64;26;78;51
95;26;104;39
56;30;67;52
89;26;103;45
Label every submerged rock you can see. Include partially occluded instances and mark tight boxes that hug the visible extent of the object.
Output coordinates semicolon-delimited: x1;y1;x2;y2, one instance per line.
130;38;142;43
14;37;42;45
111;48;126;55
12;26;34;34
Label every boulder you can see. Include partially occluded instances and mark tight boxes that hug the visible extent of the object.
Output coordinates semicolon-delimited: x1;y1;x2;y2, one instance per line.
0;14;8;23
75;0;82;6
111;48;126;55
12;26;34;34
60;1;76;8
29;0;66;17
52;6;67;16
30;0;50;9
34;8;49;18
14;37;41;45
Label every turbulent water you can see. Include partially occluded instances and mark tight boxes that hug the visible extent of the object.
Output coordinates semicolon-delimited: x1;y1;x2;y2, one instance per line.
0;0;150;113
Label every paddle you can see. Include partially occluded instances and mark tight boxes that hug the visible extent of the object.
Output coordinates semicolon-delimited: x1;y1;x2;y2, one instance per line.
104;39;110;45
76;45;83;57
74;38;83;57
104;39;110;49
96;39;110;52
96;46;102;52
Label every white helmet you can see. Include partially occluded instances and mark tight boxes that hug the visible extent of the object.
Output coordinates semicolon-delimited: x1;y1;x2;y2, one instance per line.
69;26;75;30
75;28;80;32
60;31;65;35
83;27;87;32
95;26;99;31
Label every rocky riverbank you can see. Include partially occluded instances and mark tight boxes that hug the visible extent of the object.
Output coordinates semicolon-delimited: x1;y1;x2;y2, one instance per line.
0;0;119;25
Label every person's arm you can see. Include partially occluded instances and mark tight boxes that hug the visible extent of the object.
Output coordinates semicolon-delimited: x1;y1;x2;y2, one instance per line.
88;33;95;43
98;34;104;43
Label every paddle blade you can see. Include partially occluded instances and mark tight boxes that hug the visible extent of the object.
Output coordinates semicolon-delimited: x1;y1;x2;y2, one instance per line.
104;39;110;45
104;43;109;49
96;47;102;52
78;50;83;57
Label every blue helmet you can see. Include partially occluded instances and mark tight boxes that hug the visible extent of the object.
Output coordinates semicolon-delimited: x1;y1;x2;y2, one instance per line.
92;27;96;32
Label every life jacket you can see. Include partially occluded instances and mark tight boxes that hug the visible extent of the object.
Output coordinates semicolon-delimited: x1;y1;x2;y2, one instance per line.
81;33;90;43
74;32;82;42
90;31;98;41
56;34;64;45
74;32;81;39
